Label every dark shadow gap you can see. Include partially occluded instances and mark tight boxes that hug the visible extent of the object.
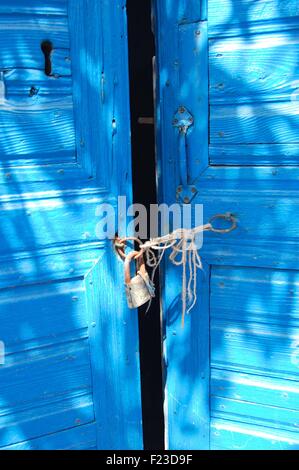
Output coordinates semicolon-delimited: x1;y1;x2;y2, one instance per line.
127;0;165;450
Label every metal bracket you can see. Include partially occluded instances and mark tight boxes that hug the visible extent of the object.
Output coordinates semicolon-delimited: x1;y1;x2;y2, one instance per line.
173;106;194;133
173;106;198;204
176;184;198;205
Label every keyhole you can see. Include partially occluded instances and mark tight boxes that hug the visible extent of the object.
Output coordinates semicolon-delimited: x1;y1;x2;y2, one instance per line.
41;40;53;76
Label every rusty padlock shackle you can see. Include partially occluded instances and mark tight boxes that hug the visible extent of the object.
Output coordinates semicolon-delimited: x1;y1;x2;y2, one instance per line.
124;250;148;285
114;236;143;261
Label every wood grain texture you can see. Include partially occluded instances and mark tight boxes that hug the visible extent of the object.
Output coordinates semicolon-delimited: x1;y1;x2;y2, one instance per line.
210;265;299;449
0;249;103;289
0;15;69;70
0;102;75;159
0;10;74;165
210;102;299;144
209;143;299;165
0;273;94;447
0;344;94;447
211;419;299;450
155;2;210;450
211;369;299;413
212;397;299;432
4;69;72;100
208;0;299;28
211;268;299;388
0;195;112;254
211;318;299;378
0;0;142;451
163;263;210;450
178;21;209;181
209;31;299;103
208;12;299;165
3;423;97;450
211;266;299;328
0;279;89;352
178;0;206;23
156;0;299;451
0;1;68;16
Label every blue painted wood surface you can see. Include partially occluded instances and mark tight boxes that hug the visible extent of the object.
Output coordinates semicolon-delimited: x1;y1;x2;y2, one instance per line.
155;0;299;450
0;0;142;450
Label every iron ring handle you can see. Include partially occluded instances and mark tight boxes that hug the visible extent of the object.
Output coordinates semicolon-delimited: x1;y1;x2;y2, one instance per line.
209;213;237;234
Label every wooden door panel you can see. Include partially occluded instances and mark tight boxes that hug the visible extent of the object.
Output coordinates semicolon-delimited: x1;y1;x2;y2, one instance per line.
0;0;142;450
155;0;299;450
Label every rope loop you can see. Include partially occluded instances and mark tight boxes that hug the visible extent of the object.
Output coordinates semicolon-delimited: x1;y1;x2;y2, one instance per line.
114;214;237;326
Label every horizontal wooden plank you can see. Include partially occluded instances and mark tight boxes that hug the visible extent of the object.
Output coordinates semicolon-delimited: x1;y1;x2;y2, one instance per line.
0;397;94;448
208;0;299;29
211;318;299;379
193;188;299;249
0;1;68;16
0;171;106;199
211;418;299;450
0;196;112;254
2;422;97;450
200;165;299;183
0;248;103;289
0;15;69;70
211;369;299;412
0;166;97;188
0;101;75;160
212;396;299;432
0;338;94;447
4;69;72;106
202;239;299;271
0;279;88;351
0;394;94;448
209;19;299;41
0;340;92;404
211;266;299;326
210;266;299;379
209;31;299;104
209;143;299;165
210;102;299;144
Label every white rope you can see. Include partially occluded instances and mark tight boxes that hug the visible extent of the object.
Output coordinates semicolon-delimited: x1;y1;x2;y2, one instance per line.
115;214;236;327
138;223;212;326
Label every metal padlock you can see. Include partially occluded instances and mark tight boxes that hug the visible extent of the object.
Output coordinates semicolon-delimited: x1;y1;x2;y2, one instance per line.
124;251;155;309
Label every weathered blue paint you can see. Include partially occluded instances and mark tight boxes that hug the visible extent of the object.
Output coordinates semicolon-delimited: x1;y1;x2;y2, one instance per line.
0;1;142;450
155;0;299;450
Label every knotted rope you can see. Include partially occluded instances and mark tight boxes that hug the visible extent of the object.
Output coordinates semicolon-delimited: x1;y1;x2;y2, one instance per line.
115;213;236;327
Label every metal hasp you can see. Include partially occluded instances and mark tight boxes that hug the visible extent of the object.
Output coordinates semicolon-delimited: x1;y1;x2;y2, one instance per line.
173;106;198;204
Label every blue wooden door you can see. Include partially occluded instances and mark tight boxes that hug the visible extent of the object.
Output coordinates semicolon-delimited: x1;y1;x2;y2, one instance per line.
0;0;142;450
155;0;299;450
